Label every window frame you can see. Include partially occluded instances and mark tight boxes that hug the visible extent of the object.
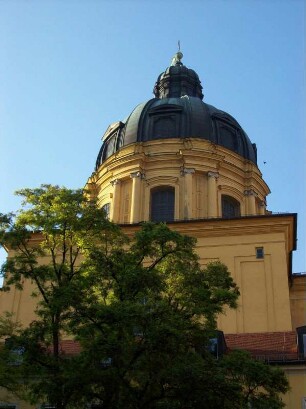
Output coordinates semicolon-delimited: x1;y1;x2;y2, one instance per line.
221;195;241;218
102;202;111;219
150;185;175;222
255;247;264;259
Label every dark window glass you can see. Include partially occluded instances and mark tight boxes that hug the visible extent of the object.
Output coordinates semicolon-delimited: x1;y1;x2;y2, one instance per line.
256;247;264;259
297;326;306;358
105;136;116;159
203;330;227;359
222;195;240;218
151;187;175;222
102;203;110;219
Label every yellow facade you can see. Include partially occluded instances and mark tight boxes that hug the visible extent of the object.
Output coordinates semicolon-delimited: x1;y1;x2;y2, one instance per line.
120;216;296;333
282;366;306;408
290;275;306;330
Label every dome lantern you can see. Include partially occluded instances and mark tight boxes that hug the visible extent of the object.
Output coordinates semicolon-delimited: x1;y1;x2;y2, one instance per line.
153;51;204;100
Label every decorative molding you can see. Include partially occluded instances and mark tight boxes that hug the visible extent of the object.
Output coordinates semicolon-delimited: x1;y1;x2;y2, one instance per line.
219;186;244;200
145;176;178;186
110;178;121;186
180;167;195;176
244;189;257;197
130;171;145;179
208;171;219;179
183;139;193;150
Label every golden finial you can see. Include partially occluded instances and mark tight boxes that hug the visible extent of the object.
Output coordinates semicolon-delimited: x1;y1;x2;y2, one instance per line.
171;41;183;66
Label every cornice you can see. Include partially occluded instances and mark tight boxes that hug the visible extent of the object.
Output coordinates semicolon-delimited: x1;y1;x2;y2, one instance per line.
121;214;297;250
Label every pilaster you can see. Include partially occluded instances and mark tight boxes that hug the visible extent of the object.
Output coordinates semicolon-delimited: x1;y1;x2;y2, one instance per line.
244;189;257;215
110;179;121;222
207;171;219;218
259;200;266;215
181;167;195;219
130;171;145;223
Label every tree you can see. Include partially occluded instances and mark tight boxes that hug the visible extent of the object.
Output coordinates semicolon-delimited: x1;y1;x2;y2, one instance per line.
0;185;289;409
0;185;121;408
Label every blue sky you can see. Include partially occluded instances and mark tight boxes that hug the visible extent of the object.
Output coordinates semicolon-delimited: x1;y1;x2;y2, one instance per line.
0;0;305;272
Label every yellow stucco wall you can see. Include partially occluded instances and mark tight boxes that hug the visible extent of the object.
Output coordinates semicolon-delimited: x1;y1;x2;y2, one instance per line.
121;215;296;334
290;275;306;330
197;231;292;333
282;365;306;409
0;245;56;328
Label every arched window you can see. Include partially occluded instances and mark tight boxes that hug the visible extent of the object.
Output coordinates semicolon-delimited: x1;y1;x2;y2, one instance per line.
150;186;175;222
222;195;240;218
102;203;110;219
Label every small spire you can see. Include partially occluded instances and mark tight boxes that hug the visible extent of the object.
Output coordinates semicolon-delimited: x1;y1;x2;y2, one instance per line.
170;41;183;66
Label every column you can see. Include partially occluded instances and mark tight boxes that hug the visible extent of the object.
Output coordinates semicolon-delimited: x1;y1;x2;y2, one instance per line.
130;171;144;223
181;168;195;219
259;200;266;215
110;179;121;222
244;189;257;215
207;171;219;218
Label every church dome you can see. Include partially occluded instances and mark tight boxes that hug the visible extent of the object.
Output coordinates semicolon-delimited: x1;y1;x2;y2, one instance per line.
96;53;257;169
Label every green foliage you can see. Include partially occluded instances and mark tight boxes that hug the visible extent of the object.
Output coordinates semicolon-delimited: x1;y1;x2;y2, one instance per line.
0;185;121;408
0;312;22;339
0;185;289;409
220;350;289;408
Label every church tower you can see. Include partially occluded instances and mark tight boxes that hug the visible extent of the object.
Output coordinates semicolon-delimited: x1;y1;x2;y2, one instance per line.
88;51;297;335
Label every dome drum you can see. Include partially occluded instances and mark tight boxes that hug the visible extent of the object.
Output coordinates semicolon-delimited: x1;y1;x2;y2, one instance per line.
90;137;269;224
